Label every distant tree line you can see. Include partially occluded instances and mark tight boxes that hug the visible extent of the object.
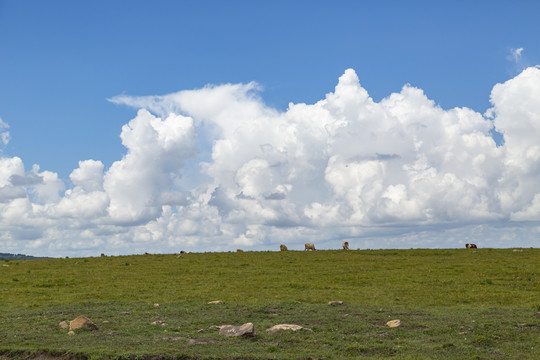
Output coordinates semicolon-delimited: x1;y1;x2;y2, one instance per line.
0;253;49;260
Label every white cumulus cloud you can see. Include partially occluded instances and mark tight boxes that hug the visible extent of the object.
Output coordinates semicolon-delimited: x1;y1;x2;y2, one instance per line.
510;47;524;63
1;67;540;256
103;109;197;224
0;117;10;148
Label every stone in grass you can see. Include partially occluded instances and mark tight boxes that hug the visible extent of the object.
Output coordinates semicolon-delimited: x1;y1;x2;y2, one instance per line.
151;320;167;326
207;300;223;304
59;321;69;330
386;319;401;328
266;324;313;333
69;316;98;331
328;300;343;306
219;323;256;337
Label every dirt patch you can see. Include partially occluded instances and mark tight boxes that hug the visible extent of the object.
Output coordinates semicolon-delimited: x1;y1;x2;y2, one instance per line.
162;335;184;341
402;325;430;330
516;323;540;330
393;312;427;318
0;351;201;360
0;351;87;360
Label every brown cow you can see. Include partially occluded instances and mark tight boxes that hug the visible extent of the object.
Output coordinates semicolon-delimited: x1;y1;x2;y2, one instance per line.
465;243;477;249
236;249;244;253
280;244;288;251
342;241;349;250
304;243;316;251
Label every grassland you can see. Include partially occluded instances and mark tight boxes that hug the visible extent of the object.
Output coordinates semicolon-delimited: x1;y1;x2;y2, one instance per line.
0;248;538;359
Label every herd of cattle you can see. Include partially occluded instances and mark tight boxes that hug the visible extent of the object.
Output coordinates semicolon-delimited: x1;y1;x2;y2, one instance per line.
246;241;348;252
236;241;478;252
99;242;480;257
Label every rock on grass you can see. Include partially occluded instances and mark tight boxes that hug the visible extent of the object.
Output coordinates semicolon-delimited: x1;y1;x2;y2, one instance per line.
69;316;98;331
219;323;256;337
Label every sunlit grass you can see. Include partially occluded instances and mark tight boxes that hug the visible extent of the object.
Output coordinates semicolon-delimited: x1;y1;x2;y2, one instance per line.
0;248;538;359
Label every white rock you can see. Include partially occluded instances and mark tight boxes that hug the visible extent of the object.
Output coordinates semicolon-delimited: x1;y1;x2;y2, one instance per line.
266;324;313;333
328;300;343;306
69;316;98;331
219;323;255;337
59;321;69;329
386;319;401;328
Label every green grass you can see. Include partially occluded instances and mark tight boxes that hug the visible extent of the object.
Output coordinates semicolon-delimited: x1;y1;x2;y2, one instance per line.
0;249;538;359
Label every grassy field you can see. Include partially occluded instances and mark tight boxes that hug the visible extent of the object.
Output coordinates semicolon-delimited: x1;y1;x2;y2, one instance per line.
0;248;538;359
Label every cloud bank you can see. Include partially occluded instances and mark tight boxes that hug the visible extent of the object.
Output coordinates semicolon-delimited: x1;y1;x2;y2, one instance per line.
2;68;540;256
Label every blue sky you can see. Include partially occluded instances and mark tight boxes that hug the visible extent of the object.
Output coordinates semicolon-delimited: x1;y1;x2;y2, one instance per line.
2;0;537;177
0;1;539;256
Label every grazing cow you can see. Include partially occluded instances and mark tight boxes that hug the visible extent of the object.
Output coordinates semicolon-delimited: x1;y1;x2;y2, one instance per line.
342;241;349;250
465;243;477;249
180;250;187;254
280;244;288;251
304;243;316;251
236;249;244;253
100;253;106;257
